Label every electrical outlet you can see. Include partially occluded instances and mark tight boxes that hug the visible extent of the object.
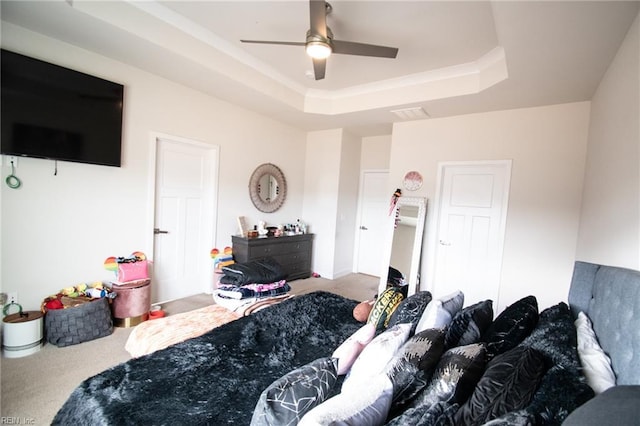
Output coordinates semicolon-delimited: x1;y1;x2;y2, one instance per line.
8;292;18;304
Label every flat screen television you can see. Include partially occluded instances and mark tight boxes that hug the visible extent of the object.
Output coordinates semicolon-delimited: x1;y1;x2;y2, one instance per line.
1;49;124;167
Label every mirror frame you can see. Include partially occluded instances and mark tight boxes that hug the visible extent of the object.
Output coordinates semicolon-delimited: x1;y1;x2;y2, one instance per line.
249;163;287;213
379;196;428;297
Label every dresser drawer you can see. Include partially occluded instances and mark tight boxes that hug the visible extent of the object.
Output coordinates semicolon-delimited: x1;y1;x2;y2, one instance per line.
231;234;314;281
249;240;311;258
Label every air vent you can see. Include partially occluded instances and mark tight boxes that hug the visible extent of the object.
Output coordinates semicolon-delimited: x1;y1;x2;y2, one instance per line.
391;106;430;121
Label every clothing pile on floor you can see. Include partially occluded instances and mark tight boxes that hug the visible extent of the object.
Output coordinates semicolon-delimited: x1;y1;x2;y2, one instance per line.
214;257;292;313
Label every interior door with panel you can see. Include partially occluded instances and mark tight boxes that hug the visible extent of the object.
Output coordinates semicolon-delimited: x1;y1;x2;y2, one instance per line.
153;136;218;303
431;161;511;307
355;171;389;276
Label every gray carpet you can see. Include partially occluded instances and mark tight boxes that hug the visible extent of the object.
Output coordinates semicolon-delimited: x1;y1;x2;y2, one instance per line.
0;274;378;424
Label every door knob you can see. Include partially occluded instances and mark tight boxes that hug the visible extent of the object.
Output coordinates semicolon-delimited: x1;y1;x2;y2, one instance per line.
154;228;169;235
359;226;368;230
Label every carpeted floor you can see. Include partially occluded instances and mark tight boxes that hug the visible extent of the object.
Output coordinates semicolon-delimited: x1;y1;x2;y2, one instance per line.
0;273;378;424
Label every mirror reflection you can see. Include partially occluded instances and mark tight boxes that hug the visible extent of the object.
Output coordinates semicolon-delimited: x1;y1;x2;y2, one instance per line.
380;197;427;297
258;174;279;202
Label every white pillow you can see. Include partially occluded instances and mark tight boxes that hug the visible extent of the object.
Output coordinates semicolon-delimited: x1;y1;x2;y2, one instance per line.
415;291;464;333
332;323;377;375
299;374;393;426
575;311;616;394
341;323;412;393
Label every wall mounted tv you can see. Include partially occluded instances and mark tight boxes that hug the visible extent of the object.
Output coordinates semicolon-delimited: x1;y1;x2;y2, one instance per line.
1;49;124;167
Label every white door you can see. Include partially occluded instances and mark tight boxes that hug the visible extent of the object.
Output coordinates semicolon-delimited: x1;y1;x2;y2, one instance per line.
153;136;218;303
431;161;511;307
355;171;389;276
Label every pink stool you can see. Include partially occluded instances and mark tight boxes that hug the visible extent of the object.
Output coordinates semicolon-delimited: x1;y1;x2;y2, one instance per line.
110;279;151;327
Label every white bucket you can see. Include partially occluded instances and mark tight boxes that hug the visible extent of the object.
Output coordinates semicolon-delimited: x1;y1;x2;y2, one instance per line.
2;306;44;358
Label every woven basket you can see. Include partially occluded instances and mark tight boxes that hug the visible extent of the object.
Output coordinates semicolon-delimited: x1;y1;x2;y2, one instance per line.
45;297;113;347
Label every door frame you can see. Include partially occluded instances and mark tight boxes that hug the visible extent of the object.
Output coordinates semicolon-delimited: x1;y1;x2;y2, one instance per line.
145;131;220;293
353;169;389;275
424;159;512;299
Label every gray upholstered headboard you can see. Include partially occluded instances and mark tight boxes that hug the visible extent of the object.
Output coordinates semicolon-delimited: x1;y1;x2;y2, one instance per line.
568;261;640;385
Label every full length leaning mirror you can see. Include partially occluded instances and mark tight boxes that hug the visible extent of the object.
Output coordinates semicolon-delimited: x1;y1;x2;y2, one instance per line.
379;197;428;297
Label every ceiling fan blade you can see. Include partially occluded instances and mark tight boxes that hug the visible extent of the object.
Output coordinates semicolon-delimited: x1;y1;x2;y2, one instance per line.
309;0;327;37
332;40;399;58
313;58;326;80
241;40;305;47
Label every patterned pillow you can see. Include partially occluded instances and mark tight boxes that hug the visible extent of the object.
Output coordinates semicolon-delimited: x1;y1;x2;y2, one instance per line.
387;343;486;425
482;295;538;359
387;291;433;333
415;291;464;333
367;287;405;332
251;357;339;426
342;323;412;393
299;374;393;426
400;327;446;372
445;299;494;349
454;346;546;425
331;323;377;375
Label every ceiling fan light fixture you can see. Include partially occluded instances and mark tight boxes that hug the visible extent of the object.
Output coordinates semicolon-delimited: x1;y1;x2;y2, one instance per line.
306;41;332;59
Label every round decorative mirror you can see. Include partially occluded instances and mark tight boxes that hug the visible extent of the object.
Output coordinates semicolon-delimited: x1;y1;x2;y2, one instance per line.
249;163;287;213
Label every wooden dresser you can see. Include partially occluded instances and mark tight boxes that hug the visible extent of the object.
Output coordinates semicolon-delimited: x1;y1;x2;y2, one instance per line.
231;234;314;281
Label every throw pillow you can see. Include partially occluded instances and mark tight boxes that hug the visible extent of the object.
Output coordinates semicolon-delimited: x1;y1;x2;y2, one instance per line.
251;357;339;426
367;287;405;332
445;299;494;349
299;374;393;426
482;295;538;359
455;346;546;425
400;327;446;372
517;303;595;424
342;323;412;393
387;291;433;333
415;290;464;333
575;311;616;394
353;299;375;322
412;343;488;409
331;323;377;375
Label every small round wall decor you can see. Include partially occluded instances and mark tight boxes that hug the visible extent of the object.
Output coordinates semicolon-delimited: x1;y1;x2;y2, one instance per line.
403;171;423;191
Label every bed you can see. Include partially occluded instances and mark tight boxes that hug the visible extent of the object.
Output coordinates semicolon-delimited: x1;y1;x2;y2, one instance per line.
52;261;640;425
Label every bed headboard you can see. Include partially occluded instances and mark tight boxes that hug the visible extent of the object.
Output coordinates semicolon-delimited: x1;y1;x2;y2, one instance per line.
568;261;640;385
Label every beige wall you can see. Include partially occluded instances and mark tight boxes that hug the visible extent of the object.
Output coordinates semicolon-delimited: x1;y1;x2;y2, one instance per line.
1;24;307;310
576;13;640;269
390;102;591;312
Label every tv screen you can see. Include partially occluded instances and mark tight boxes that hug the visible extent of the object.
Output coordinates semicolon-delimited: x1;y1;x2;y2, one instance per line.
1;49;124;167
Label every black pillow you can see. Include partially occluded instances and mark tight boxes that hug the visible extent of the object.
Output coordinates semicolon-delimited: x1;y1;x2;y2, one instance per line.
482;295;538;359
251;357;339;425
387;291;433;333
445;299;494;349
409;342;487;411
518;303;595;424
399;327;446;372
455;346;546;425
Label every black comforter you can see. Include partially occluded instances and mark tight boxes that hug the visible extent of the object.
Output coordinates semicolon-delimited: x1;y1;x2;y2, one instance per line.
52;292;360;425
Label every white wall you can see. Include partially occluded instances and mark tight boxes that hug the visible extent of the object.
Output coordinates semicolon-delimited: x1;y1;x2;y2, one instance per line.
360;135;391;170
334;131;361;278
576;13;640;269
1;25;307;310
391;102;591;312
302;129;342;278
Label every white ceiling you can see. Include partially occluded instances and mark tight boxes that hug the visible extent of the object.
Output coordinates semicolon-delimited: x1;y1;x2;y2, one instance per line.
1;1;638;136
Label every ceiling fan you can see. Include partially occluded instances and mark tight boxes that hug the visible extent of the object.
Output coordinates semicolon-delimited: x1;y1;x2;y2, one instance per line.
240;0;399;80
